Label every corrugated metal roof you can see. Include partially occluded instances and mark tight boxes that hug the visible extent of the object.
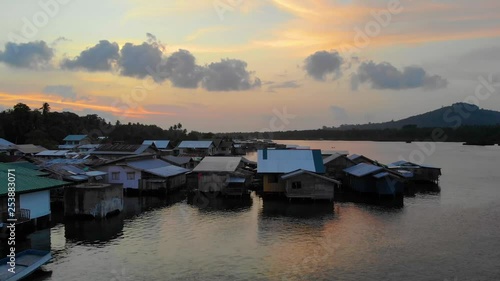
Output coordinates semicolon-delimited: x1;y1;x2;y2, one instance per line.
78;144;100;149
163;155;192;165
0;163;48;177
323;153;343;164
145;165;190;178
58;144;77;149
85;171;107;177
0;138;15;146
257;149;325;174
0;171;69;196
63;135;88;141
226;177;246;183
36;150;70;156
388;160;440;170
281;169;340;184
14;144;47;154
127;159;172;170
347;154;361;160
193;157;243;172
142;140;171;149
373;172;390;179
344;163;383;177
321;150;349;156
177;141;213;149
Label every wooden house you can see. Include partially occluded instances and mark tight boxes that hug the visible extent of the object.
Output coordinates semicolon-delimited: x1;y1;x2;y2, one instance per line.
323;153;356;181
257;149;332;196
192;157;253;196
176;141;215;156
59;134;91;149
162;155;197;169
347;154;377;165
281;169;339;200
343;163;405;196
387;160;441;183
142;140;174;155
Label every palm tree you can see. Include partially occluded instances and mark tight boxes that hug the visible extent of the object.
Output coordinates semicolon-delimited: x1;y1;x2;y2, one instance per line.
40;102;50;116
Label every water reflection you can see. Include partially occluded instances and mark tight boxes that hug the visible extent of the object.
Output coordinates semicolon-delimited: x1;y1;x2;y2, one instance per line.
64;216;124;245
260;199;335;219
187;192;253;212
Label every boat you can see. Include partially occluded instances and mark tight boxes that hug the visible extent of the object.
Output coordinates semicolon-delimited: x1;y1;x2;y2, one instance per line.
0;249;51;281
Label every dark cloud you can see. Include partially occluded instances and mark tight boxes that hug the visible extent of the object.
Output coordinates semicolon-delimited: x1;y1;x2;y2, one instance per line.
304;50;344;81
43;85;77;99
118;42;163;79
352;61;448;90
0;41;53;69
51;36;71;47
61;40;119;72
163;49;204;88
201;59;261;91
267;80;301;92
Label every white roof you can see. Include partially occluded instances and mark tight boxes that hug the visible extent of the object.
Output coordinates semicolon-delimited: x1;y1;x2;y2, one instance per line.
192;157;243;172
177;141;213;149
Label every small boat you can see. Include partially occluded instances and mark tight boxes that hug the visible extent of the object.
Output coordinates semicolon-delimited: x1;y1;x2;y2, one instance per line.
0;249;51;281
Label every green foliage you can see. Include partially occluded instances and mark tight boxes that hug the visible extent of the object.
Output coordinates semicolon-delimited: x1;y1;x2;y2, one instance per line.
0;103;191;145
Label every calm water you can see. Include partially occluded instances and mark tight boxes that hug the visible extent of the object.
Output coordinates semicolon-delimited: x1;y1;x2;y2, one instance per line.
14;141;500;280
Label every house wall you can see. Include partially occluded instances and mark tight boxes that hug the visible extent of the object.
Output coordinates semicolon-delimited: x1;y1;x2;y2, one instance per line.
348;176;374;193
64;184;123;218
198;173;227;192
325;158;355;179
263;174;285;193
97;165;141;189
20;190;51;219
284;174;335;200
168;174;187;190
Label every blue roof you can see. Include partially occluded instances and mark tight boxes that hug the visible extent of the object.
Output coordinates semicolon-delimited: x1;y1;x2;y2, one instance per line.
142;140;171;149
373;172;390;179
177;141;213;149
127;159;172;170
344;163;383;177
257;149;325;174
63;135;88;141
146;165;190;177
0;138;15;147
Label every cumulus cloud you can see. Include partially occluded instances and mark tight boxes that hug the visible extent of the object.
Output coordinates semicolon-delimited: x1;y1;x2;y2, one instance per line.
351;61;448;90
43;85;77;100
163;49;204;88
61;40;119;72
267;80;301;92
304;50;344;81
202;59;261;91
0;41;53;69
118;42;164;79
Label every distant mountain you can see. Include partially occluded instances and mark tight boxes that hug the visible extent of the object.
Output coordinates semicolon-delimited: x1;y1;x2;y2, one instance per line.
336;103;500;130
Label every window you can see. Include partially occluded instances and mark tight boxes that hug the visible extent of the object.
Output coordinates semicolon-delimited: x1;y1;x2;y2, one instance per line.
127;172;135;180
111;172;120;180
292;181;302;189
267;175;279;183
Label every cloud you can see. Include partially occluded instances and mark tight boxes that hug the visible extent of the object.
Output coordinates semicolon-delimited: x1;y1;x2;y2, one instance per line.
201;59;261;91
304;50;344;81
267;80;301;92
42;85;77;100
118;42;164;79
61;40;119;72
51;36;71;47
0;41;54;69
351;61;448;90
163;49;204;88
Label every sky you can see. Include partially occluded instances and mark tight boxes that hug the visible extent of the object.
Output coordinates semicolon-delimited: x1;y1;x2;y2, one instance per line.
0;0;499;132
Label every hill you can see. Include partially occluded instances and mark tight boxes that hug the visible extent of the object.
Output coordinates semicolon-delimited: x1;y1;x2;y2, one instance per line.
336;103;500;130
